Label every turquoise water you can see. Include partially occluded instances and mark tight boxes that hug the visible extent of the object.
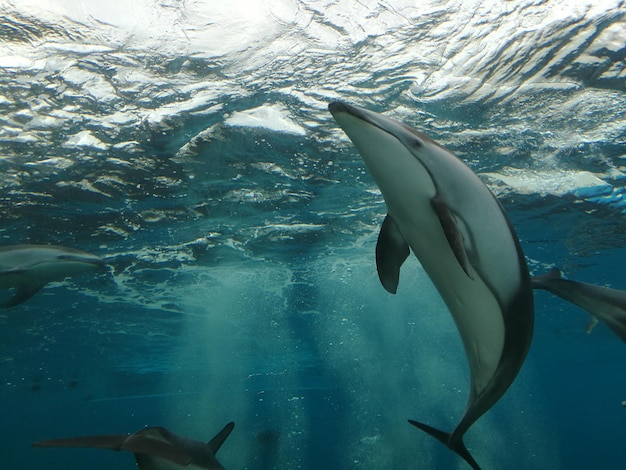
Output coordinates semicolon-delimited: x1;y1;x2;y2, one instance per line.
1;1;625;469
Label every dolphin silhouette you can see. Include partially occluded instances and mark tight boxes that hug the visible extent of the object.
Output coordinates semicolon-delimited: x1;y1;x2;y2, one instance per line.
33;422;235;470
532;267;626;342
329;101;534;469
0;244;106;308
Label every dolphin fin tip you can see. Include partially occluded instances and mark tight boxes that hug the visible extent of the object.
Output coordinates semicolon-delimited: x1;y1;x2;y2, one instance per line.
207;421;235;455
585;316;600;334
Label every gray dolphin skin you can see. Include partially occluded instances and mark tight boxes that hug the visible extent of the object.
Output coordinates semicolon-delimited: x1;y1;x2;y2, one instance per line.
0;244;106;308
329;101;534;469
33;422;235;470
533;268;626;342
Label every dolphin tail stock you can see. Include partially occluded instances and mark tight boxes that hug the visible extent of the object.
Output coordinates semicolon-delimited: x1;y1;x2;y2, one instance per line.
408;419;481;470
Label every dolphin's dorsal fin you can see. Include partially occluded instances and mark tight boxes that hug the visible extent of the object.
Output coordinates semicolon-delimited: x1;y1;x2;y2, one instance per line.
1;284;45;309
376;214;410;294
207;422;235;455
430;197;474;280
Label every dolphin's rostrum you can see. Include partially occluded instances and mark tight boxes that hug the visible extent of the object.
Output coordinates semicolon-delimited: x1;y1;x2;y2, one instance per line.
329;101;534;469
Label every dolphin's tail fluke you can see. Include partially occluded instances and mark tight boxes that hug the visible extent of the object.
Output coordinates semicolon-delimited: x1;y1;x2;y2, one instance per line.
408;419;481;470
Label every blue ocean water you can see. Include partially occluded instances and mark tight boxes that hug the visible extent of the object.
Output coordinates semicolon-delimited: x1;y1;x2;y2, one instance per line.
0;1;625;469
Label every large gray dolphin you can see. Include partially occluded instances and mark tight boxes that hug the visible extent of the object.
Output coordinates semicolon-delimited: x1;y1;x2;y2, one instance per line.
329;101;534;469
33;422;235;470
533;267;626;342
0;244;106;308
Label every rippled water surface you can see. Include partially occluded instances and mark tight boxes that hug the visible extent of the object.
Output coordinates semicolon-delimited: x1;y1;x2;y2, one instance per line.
1;1;625;469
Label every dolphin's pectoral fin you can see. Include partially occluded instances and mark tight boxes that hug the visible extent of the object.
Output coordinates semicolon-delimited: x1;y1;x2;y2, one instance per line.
376;214;410;294
1;284;45;308
431;197;474;280
207;421;235;455
605;313;626;343
585;316;599;334
123;434;193;465
408;419;481;470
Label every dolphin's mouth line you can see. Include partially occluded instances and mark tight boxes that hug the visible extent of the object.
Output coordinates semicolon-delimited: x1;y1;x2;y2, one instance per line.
329;101;425;159
329;101;397;139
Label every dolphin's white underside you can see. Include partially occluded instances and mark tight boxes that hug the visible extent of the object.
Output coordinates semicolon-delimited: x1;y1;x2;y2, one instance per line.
332;111;520;395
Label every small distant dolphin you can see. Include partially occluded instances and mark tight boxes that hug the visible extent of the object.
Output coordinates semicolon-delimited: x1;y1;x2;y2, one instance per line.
33;422;235;470
0;244;106;308
532;267;626;342
329;101;534;469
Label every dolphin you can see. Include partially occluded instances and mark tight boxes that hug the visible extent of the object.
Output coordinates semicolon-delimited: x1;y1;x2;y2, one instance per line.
33;422;235;470
329;101;534;469
0;244;106;308
532;267;626;342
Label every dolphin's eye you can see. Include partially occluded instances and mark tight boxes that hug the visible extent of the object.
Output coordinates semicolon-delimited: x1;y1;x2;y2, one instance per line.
409;137;423;149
